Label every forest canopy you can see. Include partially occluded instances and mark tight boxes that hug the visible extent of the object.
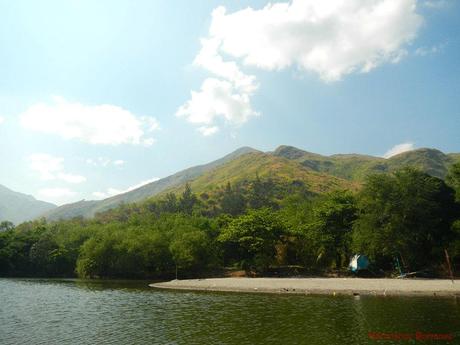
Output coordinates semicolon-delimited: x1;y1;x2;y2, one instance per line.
0;167;459;279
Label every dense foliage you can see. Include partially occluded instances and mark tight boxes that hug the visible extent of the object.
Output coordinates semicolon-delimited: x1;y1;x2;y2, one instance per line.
1;167;459;279
353;168;458;270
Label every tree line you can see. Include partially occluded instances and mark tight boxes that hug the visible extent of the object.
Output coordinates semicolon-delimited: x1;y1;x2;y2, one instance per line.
0;164;459;279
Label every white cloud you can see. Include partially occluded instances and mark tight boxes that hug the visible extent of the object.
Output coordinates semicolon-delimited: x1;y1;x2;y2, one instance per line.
92;191;109;199
0;116;4;125
198;126;220;136
176;78;259;128
92;188;122;199
194;38;258;94
209;1;422;81
423;0;448;9
92;177;161;200
20;96;158;146
415;43;445;56
123;177;161;192
142;138;156;147
179;0;423;134
28;154;64;180
57;173;87;184
38;188;78;204
28;153;86;184
86;158;110;167
113;160;125;166
86;157;125;167
383;142;415;158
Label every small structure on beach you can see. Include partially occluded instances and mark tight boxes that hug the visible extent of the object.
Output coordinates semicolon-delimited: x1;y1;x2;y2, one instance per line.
349;254;369;273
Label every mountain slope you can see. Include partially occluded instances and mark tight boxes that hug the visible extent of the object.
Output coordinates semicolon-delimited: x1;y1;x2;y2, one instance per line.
41;145;459;222
273;146;459;180
0;185;56;224
272;145;385;180
166;151;358;196
449;153;460;161
387;148;453;178
43;147;259;221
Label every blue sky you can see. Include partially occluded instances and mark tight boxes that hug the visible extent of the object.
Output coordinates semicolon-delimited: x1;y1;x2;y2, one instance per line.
0;0;459;205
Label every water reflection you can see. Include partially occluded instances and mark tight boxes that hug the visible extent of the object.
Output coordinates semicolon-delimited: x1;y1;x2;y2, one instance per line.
0;279;458;345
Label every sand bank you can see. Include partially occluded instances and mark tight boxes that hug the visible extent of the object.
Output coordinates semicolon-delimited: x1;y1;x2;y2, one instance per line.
150;277;460;296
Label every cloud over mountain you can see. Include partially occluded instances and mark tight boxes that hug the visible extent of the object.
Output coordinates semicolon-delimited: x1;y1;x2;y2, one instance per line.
384;142;415;158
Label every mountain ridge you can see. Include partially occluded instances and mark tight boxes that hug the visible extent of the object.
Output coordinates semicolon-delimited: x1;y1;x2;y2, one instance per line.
0;184;56;224
42;146;259;221
272;146;458;180
39;145;459;222
163;151;359;197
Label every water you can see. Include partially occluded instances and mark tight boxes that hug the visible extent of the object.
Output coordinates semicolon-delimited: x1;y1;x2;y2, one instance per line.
0;279;459;345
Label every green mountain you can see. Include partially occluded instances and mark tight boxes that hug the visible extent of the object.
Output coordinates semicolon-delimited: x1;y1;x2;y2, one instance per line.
43;147;258;221
41;145;459;222
166;151;357;196
448;153;460;162
273;146;458;180
0;184;56;224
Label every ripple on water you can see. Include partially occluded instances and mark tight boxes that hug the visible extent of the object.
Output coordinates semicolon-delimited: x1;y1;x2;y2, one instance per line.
0;278;459;345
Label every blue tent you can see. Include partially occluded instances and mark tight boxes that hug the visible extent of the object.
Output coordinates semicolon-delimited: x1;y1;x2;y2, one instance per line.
349;254;370;272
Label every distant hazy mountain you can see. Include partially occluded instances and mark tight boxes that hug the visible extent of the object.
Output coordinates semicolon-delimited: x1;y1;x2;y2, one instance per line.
0;184;56;224
43;147;258;221
41;145;459;222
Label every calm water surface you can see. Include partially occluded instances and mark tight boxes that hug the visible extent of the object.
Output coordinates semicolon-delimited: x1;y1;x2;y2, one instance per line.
0;278;459;345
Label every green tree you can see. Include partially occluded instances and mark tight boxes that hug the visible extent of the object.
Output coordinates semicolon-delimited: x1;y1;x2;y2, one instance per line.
446;162;460;268
169;230;211;278
220;182;246;216
76;230;120;278
248;176;276;209
159;193;178;213
218;208;286;272
352;168;458;270
179;183;198;215
29;233;70;276
306;191;357;269
0;221;14;232
446;161;460;201
0;231;13;274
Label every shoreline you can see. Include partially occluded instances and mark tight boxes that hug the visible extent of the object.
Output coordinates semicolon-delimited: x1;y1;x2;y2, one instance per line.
150;277;460;297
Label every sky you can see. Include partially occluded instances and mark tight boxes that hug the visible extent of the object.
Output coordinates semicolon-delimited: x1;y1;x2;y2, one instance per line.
0;0;459;205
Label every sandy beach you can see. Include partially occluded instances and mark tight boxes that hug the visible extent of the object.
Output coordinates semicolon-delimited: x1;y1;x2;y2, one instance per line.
150;277;460;296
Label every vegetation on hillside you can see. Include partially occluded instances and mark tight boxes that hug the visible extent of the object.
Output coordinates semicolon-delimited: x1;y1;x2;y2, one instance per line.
1;166;459;279
37;146;459;222
274;146;458;180
42;147;258;221
164;152;358;199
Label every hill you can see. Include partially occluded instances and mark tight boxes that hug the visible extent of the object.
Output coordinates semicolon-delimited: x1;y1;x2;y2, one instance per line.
41;145;459;222
273;146;458;180
166;151;357;196
0;184;56;224
43;147;258;221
